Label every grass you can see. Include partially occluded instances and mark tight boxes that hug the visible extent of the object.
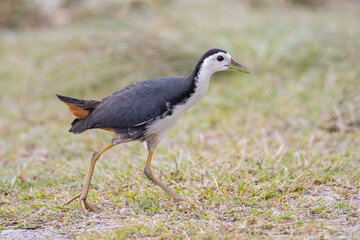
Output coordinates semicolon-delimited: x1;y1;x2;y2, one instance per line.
0;0;360;239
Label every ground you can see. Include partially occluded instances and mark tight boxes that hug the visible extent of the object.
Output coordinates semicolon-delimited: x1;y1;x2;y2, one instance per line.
0;0;360;239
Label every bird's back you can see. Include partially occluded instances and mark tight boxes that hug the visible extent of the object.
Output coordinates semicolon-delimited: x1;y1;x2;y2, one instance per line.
69;76;196;137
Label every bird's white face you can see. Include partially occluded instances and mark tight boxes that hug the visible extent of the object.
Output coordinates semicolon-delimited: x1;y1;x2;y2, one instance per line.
201;52;233;74
201;52;250;75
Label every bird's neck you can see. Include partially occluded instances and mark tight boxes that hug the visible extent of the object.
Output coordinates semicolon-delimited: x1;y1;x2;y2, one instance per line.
187;64;213;102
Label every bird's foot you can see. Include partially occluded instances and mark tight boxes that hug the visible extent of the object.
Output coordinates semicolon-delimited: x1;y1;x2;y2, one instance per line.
64;193;99;212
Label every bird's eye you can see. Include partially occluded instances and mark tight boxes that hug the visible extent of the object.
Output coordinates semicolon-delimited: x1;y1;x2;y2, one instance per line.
217;56;224;62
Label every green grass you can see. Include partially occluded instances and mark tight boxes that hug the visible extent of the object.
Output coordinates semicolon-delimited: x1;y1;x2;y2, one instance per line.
1;0;360;239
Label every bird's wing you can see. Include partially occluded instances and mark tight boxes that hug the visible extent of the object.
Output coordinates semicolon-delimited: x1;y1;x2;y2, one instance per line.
83;77;194;130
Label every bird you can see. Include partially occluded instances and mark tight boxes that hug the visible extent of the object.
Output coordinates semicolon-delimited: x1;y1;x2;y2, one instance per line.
57;48;250;212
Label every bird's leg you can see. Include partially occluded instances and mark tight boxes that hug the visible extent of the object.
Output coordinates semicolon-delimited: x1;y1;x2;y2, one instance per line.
143;151;186;201
64;143;114;212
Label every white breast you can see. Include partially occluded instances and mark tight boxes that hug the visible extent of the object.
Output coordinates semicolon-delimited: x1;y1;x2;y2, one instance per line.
145;67;212;140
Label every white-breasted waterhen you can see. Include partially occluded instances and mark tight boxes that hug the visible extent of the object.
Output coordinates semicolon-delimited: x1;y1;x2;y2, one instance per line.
57;48;250;212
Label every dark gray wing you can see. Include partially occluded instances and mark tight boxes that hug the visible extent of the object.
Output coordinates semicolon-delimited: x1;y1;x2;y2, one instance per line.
82;77;194;130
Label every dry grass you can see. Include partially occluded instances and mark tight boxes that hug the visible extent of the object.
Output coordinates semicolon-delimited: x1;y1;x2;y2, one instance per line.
0;0;360;239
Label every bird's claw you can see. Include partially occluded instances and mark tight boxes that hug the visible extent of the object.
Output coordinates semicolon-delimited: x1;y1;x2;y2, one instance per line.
64;193;99;212
80;199;99;212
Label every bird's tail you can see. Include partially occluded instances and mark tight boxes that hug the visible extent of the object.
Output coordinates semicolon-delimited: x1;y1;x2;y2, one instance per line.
56;94;100;133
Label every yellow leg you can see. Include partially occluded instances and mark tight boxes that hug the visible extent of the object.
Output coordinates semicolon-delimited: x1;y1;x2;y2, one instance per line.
64;143;114;212
143;151;186;201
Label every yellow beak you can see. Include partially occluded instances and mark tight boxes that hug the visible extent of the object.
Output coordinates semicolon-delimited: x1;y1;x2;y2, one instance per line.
229;59;251;74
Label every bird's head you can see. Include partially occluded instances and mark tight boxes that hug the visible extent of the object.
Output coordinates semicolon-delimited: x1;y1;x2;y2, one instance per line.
197;48;251;75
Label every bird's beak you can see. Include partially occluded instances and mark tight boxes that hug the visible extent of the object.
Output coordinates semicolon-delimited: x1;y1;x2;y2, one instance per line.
229;59;251;74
